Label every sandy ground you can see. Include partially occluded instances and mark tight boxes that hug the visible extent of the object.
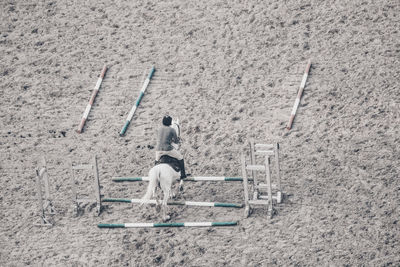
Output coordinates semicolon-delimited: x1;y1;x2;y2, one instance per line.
1;0;399;266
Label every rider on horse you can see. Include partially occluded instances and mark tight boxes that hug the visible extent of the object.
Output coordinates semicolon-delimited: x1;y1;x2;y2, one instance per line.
155;115;187;179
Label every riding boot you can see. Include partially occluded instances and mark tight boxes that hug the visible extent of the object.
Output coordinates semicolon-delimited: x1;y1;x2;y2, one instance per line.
178;159;187;179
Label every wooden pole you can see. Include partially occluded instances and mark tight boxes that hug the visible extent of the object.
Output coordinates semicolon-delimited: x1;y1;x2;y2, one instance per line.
264;156;273;218
287;59;311;130
241;153;250;217
35;168;45;223
77;65;108;133
274;143;282;194
249;140;258;200
93;156;102;215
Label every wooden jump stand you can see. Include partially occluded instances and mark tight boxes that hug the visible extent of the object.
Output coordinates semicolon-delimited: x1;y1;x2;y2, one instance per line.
70;155;102;216
241;141;283;219
249;141;282;203
35;156;56;226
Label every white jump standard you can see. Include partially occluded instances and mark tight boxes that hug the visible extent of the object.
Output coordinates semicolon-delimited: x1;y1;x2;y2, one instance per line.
249;141;282;202
35;156;56;226
98;221;238;228
70;155;102;216
77;65;108;133
120;66;156;136
242;141;283;219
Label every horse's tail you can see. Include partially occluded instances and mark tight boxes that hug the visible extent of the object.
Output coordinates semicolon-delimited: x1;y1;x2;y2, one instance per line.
142;166;158;202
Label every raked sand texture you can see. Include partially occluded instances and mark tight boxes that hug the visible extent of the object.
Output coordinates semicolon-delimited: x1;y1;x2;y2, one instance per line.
1;0;399;266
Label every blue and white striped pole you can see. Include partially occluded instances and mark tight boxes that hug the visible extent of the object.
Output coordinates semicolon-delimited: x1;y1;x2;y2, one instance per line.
120;66;156;136
112;176;249;182
98;221;238;228
102;198;243;208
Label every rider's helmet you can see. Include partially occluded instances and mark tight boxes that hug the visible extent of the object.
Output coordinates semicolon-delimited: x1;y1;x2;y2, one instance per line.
162;115;172;126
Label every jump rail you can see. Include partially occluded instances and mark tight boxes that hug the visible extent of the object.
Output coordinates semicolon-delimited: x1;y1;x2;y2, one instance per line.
287;59;312;130
120;66;156;136
102;198;243;208
77;65;108;133
98;221;238;228
112;176;252;182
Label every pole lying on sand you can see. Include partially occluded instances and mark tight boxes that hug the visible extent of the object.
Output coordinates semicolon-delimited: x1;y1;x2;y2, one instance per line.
102;198;243;208
111;176;250;182
77;65;108;133
98;221;238;228
287;59;311;130
120;66;156;136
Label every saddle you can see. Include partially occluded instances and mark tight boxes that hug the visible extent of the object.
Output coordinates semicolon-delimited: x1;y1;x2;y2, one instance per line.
155;155;181;173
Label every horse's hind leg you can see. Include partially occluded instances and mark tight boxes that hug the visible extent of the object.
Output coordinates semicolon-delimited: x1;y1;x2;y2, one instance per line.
161;189;171;222
179;179;184;192
171;185;176;199
171;179;183;200
171;179;182;199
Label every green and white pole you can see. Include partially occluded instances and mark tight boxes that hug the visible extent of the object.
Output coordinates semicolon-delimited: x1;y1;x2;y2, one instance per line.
112;177;147;182
102;198;243;208
98;221;238;228
112;176;248;182
120;66;156;136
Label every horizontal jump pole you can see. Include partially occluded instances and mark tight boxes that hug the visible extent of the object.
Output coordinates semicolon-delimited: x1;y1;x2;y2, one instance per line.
102;198;243;208
98;221;238;228
120;66;156;136
112;176;252;182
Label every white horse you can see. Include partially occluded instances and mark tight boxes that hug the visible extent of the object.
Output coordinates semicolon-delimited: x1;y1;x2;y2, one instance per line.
141;119;182;221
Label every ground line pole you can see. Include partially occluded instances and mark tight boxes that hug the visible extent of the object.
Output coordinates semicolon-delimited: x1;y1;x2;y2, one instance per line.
120;66;156;136
287;59;311;130
77;65;107;133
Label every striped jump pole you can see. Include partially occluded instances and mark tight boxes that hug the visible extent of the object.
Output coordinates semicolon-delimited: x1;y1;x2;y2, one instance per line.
77;65;108;133
102;198;243;208
98;221;238;228
120;66;156;136
112;176;249;182
287;59;312;130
